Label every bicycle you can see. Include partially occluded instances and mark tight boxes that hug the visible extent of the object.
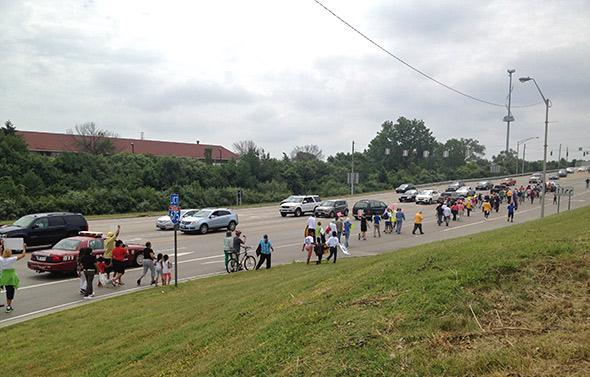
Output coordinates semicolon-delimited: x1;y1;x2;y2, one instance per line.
226;246;257;273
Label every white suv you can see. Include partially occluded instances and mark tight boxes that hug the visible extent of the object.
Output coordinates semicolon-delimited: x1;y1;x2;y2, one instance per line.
279;195;321;217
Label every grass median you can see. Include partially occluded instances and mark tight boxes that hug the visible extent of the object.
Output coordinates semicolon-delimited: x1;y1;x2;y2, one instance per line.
2;207;589;376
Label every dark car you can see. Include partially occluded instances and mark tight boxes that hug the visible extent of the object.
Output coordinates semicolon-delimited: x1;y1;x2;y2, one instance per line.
0;213;88;250
314;200;348;218
28;232;144;274
395;183;416;193
398;189;418;202
352;200;388;219
490;184;508;194
445;181;465;192
549;174;559;181
476;181;493;190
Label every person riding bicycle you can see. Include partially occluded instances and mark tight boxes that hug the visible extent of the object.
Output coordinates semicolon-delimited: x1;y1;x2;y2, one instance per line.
232;230;247;266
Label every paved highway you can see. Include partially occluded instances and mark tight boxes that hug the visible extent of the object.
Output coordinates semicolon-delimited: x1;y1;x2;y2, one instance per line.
2;173;589;327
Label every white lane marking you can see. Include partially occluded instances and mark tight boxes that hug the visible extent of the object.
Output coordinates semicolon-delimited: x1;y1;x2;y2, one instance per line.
443;220;485;231
171;252;192;258
201;261;223;265
127;238;143;242
0;271;226;326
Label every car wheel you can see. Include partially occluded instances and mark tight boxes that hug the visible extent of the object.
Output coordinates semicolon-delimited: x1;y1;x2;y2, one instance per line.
227;221;237;231
344;209;349;216
199;224;209;234
135;253;144;267
329;211;335;218
281;213;287;217
429;199;432;204
295;208;302;217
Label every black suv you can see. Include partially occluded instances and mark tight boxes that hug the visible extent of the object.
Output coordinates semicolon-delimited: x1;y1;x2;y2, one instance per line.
352;200;388;220
0;213;88;250
314;199;349;218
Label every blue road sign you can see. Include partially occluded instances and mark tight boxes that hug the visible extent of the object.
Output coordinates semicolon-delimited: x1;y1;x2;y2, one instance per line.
170;194;179;206
169;206;181;225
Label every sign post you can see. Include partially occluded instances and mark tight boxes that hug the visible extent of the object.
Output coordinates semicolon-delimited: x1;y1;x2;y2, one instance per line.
169;194;180;287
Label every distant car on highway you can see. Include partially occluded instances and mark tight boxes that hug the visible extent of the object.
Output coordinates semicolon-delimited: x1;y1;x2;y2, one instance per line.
549;174;559;181
352;200;388;219
558;169;567;177
490;184;508;194
455;186;476;197
279;195;321;217
528;176;542;184
566;167;576;174
180;208;238;234
156;208;199;230
445;181;465;192
27;232;144;274
395;183;416;193
398;189;418;202
415;190;441;204
501;177;517;186
475;181;493;190
314;200;348;218
0;212;88;250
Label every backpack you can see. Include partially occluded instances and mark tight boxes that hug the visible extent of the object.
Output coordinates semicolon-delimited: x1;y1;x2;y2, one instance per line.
256;242;262;256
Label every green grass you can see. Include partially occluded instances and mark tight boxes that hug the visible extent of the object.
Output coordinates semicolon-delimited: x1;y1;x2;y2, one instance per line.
2;207;590;376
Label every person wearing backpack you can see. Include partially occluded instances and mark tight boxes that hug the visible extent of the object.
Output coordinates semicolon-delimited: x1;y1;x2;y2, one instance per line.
256;234;274;270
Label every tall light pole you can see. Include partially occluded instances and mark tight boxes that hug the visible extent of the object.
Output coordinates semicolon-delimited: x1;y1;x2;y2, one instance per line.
504;69;516;154
519;76;550;218
516;136;538;174
351;141;355;195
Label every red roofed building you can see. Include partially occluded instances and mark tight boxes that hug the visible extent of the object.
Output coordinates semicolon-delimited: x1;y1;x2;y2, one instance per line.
16;130;237;162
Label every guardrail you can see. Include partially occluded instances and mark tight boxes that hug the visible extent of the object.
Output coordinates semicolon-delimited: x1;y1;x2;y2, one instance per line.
412;169;561;190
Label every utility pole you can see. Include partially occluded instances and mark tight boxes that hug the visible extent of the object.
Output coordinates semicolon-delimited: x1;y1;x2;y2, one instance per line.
351;141;355;195
522;143;527;174
557;144;562;168
504;69;516;154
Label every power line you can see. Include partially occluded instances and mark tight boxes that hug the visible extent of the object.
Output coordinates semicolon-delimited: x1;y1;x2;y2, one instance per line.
313;0;542;108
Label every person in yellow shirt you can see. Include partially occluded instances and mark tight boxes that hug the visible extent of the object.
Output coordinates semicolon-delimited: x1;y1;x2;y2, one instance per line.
412;211;424;235
465;197;473;217
103;225;120;280
482;201;492;219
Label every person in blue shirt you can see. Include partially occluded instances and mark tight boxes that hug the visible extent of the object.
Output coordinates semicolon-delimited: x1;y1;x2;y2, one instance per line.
373;213;381;237
343;217;352;248
395;208;405;234
256;234;274;270
507;202;515;223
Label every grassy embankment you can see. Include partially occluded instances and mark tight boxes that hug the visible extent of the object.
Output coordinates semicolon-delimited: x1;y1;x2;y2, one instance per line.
2;207;589;376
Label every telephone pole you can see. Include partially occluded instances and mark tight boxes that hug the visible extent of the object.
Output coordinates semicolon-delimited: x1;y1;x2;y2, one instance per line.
504;69;516;154
350;141;355;195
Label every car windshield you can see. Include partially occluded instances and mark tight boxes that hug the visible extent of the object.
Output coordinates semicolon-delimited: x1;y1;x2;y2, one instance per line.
53;239;81;251
193;210;213;218
478;181;487;185
406;190;417;194
284;197;303;203
320;201;335;206
12;215;35;228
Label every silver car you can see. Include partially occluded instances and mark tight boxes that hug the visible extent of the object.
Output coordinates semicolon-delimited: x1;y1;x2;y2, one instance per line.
179;208;238;234
156;209;199;230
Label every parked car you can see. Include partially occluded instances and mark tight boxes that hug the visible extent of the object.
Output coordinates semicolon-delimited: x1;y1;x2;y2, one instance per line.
445;181;465;192
156;208;199;230
399;189;419;202
395;183;416;193
501;177;517;186
476;181;493;190
27;232;144;274
279;195;321;217
352;200;388;219
455;186;476;197
314;200;348;218
490;184;508;194
558;169;568;177
566;167;576;174
0;213;88;250
180;208;238;234
415;190;441;204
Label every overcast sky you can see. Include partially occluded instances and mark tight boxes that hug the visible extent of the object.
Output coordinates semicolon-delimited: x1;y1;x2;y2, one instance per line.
1;0;589;161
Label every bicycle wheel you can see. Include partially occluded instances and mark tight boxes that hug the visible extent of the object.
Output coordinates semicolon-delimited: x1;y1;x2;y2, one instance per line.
227;258;238;273
243;255;257;271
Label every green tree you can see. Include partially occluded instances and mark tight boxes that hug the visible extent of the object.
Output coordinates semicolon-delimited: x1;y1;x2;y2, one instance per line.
2;120;17;136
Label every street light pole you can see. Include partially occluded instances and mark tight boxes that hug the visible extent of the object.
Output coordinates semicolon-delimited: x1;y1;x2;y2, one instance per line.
519;76;550;218
516;136;538;174
505;69;515;154
351;141;355;195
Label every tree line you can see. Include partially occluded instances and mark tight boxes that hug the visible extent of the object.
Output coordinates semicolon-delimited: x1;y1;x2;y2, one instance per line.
0;118;572;219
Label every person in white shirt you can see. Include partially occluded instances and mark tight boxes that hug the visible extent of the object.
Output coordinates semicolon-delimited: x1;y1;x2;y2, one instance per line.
306;216;316;238
442;205;452;227
0;240;27;313
329;220;337;236
326;232;340;263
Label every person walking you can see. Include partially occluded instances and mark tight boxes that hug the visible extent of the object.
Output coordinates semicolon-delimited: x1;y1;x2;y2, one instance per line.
412;211;424;235
343;217;352;248
586;177;589;189
482;200;492;219
223;231;233;271
335;216;343;242
136;242;156;286
507;202;515;223
358;214;369;240
301;235;315;265
530;189;536;204
395;208;405;234
161;255;172;285
450;202;459;221
111;240;128;286
373;213;381;237
103;225;120;280
326;232;340;263
0;240;27;313
154;253;163;286
435;203;444;226
465;198;472;217
314;237;324;264
256;234;274;270
383;209;392;233
442;204;451;226
79;247;97;299
306;215;316;239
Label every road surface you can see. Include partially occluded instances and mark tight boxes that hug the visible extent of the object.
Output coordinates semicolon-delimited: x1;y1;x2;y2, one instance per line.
1;173;589;327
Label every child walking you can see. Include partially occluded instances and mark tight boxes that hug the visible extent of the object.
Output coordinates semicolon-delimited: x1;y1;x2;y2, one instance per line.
162;254;172;285
154;253;163;286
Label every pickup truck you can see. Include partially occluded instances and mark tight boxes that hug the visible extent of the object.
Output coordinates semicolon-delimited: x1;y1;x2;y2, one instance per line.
279;195;321;217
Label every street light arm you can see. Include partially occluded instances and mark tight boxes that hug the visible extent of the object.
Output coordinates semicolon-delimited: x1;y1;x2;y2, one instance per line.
531;78;548;103
517;136;539;145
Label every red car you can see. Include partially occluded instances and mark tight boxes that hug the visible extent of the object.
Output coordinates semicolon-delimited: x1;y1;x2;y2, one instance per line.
27;232;144;274
501;177;517;186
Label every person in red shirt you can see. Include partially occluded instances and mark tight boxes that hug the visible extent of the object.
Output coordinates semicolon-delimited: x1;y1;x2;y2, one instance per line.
111;240;128;286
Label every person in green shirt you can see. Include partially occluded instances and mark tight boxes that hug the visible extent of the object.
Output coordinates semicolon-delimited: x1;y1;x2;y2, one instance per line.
103;225;120;279
223;231;233;270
